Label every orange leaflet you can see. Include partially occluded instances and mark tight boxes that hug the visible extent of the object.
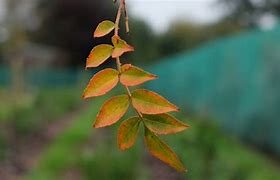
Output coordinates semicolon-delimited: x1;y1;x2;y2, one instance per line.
144;128;187;172
94;20;115;38
86;44;113;68
131;89;179;114
83;68;119;98
143;114;189;135
111;35;134;58
120;64;158;86
118;117;141;150
94;95;130;128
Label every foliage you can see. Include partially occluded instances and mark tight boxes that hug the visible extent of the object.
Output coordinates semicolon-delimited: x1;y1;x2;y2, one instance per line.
0;88;81;161
127;19;159;64
219;0;280;27
156;20;243;58
33;0;116;66
82;0;189;172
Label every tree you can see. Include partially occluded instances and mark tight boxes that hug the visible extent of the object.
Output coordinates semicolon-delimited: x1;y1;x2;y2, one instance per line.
156;20;243;58
219;0;280;27
157;22;204;57
33;0;115;66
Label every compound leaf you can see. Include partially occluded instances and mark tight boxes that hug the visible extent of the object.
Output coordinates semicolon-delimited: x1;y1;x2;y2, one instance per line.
94;95;130;128
120;64;158;86
144;128;187;172
118;117;141;150
143;114;189;135
112;36;134;58
94;20;115;38
83;68;119;98
86;44;113;68
131;89;179;114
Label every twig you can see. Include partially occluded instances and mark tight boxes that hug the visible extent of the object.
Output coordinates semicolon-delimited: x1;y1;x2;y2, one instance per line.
114;0;143;118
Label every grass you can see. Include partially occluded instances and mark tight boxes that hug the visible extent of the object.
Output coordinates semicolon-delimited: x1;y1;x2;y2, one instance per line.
165;118;280;180
0;87;82;161
24;99;280;180
26;97;149;180
25;107;96;180
0;88;81;133
0;88;81;122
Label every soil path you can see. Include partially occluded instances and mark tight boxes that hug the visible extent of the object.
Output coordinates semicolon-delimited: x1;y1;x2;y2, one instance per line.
0;105;85;180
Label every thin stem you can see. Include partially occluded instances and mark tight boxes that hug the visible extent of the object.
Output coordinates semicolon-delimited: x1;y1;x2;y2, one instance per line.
116;57;122;71
114;0;130;35
114;0;143;119
123;1;130;33
116;57;143;118
114;0;123;36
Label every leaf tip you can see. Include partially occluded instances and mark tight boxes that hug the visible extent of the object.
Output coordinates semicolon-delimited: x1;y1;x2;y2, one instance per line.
150;74;158;80
92;123;97;128
175;106;180;112
184;123;190;128
129;45;135;52
93;121;103;128
93;29;101;38
118;145;127;151
93;31;104;38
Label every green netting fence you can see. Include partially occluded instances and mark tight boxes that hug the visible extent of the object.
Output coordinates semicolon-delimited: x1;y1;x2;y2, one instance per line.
147;24;280;156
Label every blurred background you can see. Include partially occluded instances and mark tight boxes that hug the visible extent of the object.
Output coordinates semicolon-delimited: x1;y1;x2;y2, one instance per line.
0;0;280;179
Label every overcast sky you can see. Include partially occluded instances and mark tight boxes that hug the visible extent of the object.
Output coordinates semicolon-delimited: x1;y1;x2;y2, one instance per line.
127;0;226;33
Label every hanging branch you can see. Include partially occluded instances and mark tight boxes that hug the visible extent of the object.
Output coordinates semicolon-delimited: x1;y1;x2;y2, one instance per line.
82;0;189;172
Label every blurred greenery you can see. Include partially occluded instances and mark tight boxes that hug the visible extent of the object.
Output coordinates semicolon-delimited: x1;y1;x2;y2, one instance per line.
26;97;149;180
25;96;280;180
155;21;242;58
32;0;116;67
0;88;80;124
0;87;81;161
219;0;280;27
170;118;280;180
